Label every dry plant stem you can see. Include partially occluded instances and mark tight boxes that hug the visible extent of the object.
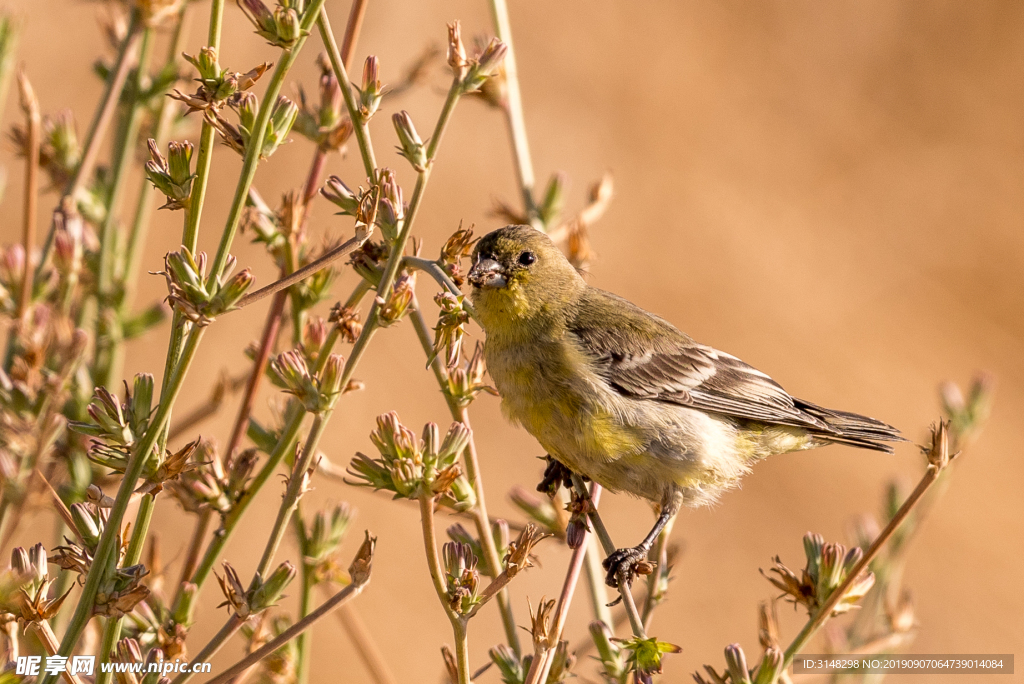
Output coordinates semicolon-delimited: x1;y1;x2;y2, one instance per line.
291;509;314;684
94;27;154;387
167;371;248;441
406;298;520;653
182;0;226;253
570;474;647;639
29;621;86;684
333;602;399;684
418;491;470;684
170;614;246;684
94;492;157;684
33;469;84;547
204;574;372;684
583;532;613;627
456;407;521;653
525;487;598;684
122;6;190;299
339;0;368;65
67;17;142;202
233;233;368;309
318;9;376;176
208;0;328;281
17;70;40;321
43;327;206;683
486;0;539;224
782;462;945;671
174;283;370;624
252;412;331;581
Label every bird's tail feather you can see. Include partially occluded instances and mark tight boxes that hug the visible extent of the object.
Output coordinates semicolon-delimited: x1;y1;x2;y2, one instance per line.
795;399;906;454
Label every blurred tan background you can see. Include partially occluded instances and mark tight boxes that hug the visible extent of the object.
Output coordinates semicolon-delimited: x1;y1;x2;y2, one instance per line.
4;0;1023;681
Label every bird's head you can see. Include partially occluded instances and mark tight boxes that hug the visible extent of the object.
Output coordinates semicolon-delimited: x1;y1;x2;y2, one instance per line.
468;225;585;330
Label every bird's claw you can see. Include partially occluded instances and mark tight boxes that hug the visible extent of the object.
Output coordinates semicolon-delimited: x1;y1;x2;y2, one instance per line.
602;545;654;588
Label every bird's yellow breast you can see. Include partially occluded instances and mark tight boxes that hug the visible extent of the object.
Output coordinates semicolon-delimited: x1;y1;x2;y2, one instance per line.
485;333;646;471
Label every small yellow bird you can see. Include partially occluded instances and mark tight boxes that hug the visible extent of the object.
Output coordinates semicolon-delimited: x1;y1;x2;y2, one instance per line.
467;225;903;587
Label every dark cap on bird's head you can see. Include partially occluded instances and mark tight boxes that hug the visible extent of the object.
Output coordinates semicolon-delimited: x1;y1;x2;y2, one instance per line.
468;225;585;325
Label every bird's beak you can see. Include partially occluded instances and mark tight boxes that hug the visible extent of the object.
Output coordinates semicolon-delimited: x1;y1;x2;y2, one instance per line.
468;258;507;289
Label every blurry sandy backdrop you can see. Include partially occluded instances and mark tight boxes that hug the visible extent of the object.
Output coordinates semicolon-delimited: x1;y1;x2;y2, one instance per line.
3;0;1023;681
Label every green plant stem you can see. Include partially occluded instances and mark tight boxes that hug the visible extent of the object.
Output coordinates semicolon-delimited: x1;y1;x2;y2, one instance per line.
485;0;539;225
94;492;155;684
172;282;370;625
583;528;613;627
292;508;314;684
405;299;521;653
570;474;647;639
17;70;40;322
782;462;944;671
208;0;328;282
122;6;189;302
182;0;226;253
252;411;330;582
43;327;205;684
318;9;376;177
418;490;470;684
172;399;305;623
94;26;154;388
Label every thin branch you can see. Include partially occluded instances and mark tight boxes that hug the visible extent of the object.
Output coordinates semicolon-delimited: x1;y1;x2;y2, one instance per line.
232;231;369;310
16;69;40;321
332;603;399;684
166;371;249;441
29;621;86;684
66;18;142;201
32;469;83;547
339;0;369;66
525;486;601;684
318;8;376;177
485;0;538;225
782;433;953;670
570;475;647;638
204;537;375;684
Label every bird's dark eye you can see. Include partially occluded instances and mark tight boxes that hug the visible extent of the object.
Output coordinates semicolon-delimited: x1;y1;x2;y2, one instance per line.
518;251;536;266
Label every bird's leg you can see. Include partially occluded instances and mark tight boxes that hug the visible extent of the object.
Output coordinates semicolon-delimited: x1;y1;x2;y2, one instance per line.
602;488;682;588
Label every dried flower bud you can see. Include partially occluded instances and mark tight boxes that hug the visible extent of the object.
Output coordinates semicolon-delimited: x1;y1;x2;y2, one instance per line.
321;175;360;215
392;111;428;171
442;542;480;613
348;531;376;585
318;353;345;410
724;643;751;684
925;420;951;470
376;271;415;326
357;56;384;122
262;96;298;158
463;37;508;92
447;22;468;79
250;561;296;612
329;303;363;342
272;350;320;412
504;523;549;578
432;292;470;368
489;644;524;684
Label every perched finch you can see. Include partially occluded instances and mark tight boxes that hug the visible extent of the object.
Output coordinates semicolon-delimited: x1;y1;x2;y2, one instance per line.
468;225;903;587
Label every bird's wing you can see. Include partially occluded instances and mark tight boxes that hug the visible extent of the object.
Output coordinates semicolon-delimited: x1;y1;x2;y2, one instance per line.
569;288;829;430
